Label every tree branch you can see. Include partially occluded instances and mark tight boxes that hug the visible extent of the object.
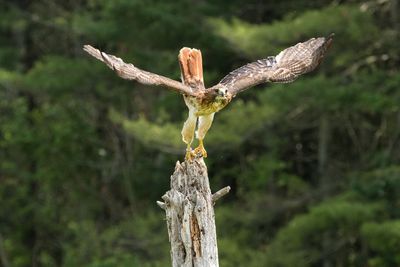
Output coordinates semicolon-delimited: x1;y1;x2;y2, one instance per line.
156;201;166;210
212;186;231;203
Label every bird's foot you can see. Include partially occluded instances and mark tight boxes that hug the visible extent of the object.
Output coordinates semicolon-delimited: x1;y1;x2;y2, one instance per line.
193;140;207;158
185;149;196;161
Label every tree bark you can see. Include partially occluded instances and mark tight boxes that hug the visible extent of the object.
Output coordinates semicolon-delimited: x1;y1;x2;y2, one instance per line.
157;158;230;267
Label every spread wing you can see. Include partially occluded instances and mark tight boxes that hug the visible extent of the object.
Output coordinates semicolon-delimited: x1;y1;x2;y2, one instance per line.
214;34;334;96
83;45;196;97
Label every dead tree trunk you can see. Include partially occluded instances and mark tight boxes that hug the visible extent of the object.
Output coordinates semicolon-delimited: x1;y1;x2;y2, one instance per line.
157;158;230;267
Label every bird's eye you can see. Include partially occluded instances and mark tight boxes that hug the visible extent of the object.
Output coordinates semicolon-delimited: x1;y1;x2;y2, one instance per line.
225;89;228;94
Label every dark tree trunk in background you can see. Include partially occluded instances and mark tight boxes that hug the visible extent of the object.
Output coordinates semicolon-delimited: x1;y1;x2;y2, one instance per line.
0;234;10;267
319;114;332;267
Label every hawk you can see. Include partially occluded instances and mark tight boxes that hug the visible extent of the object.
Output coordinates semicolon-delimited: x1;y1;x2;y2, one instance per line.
84;34;333;160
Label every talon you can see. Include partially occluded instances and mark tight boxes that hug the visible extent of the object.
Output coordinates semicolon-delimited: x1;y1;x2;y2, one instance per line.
193;139;207;158
185;150;196;161
185;145;196;161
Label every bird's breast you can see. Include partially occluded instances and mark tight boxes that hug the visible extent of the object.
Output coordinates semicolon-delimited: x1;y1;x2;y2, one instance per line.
183;95;230;116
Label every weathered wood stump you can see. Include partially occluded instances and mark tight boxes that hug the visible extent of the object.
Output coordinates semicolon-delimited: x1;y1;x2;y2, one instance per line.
157;158;230;267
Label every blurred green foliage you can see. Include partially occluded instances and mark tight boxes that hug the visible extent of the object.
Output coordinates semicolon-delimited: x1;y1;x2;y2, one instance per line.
0;0;399;266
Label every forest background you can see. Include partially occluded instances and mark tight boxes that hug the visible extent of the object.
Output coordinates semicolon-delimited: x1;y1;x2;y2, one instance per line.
1;0;400;266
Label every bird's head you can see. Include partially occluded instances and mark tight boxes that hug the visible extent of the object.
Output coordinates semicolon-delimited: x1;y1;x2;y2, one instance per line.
201;85;232;108
213;86;231;102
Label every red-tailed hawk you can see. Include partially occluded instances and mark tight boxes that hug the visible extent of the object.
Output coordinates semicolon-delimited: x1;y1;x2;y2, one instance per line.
84;34;333;160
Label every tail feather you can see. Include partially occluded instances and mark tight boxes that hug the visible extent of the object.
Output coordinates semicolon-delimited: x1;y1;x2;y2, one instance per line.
178;47;204;89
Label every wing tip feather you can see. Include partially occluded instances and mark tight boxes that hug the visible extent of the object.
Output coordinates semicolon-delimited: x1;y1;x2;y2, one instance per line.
325;33;335;47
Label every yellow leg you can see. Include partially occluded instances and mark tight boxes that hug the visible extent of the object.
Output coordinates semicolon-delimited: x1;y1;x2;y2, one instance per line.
182;110;197;161
193;139;207;158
